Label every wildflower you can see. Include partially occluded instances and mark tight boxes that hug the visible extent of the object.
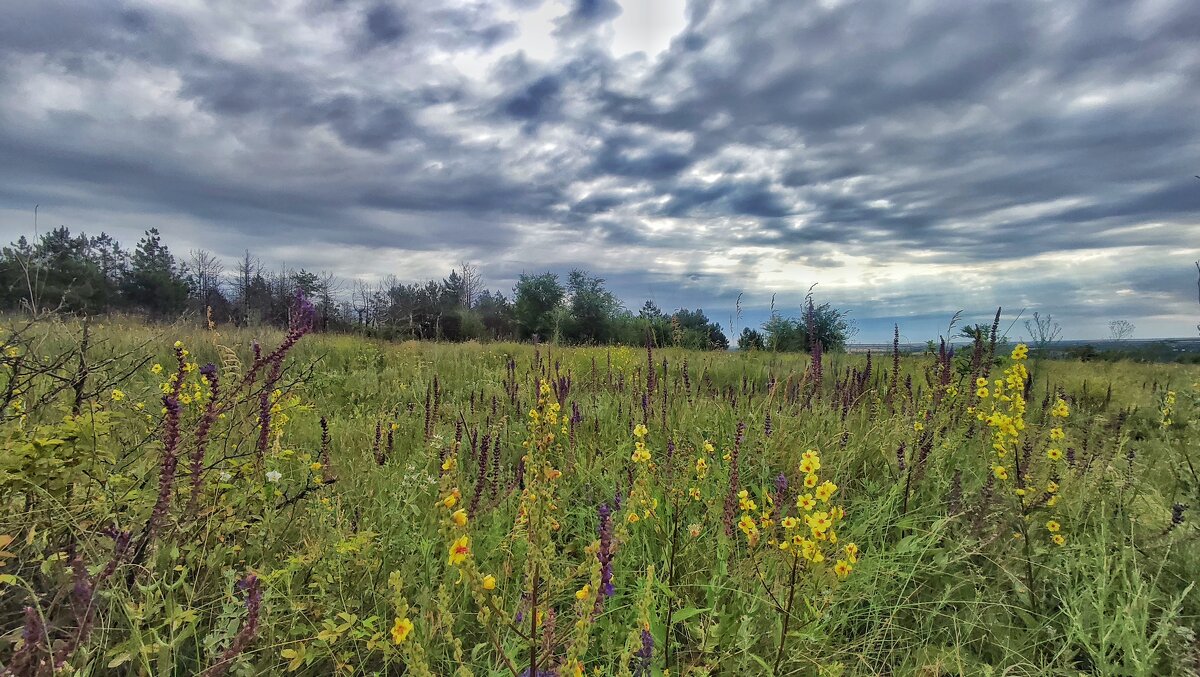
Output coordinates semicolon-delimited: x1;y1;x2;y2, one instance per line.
391;617;414;644
1010;344;1029;361
695;457;708;478
797;494;816;511
798;457;819;474
804;474;819;489
1050;399;1070;418
310;462;322;472
992;465;1009;481
265;470;282;483
442;456;458;472
110;389;126;401
844;543;859;564
575;584;591;600
447;535;470;566
631;443;651;464
1045;520;1060;533
738;489;757;512
688;523;702;538
781;516;799;530
815;481;838;502
597;503;615;598
703;440;715;454
806;511;832;535
1052;534;1065;546
1046;480;1059;493
1046;448;1063;462
451;509;468;527
689;486;701;501
977;387;989;398
174;340;184;349
482;575;497;590
442;490;460;509
800;450;821;470
627;512;640;523
633;423;648;438
833;560;853;579
1049;427;1065;441
737;515;757;534
913;421;924;433
830;505;845;521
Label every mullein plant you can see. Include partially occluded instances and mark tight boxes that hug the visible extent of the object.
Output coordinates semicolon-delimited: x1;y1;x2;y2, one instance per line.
435;379;590;675
972;343;1070;610
735;447;859;673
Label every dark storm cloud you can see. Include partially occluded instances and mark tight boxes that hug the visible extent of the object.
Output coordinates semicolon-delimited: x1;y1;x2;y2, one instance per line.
555;0;622;34
1;0;1199;339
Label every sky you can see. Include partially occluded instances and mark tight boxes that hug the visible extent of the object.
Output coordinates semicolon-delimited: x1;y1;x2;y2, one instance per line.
1;0;1199;342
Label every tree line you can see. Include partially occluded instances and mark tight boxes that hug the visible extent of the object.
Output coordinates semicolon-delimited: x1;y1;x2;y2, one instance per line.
0;226;850;351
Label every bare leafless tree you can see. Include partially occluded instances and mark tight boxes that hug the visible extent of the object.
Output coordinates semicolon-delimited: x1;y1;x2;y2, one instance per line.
1108;319;1135;341
234;250;258;326
1024;311;1063;352
188;249;224;315
459;261;482;309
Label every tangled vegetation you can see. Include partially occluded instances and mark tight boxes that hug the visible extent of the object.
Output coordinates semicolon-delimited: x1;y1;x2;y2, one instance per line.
1;299;1198;675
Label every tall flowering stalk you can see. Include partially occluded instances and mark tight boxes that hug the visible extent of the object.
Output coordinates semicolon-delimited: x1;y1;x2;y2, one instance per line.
722;422;745;538
254;292;314;462
186;363;220;517
201;573;263;677
594;502;615;614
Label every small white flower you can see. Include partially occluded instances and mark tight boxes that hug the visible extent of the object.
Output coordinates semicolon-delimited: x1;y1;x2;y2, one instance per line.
219;471;233;482
265;470;282;483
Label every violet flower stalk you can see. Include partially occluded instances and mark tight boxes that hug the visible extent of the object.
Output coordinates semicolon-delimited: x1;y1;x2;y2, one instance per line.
319;416;334;483
4;607;46;676
594;502;615;615
469;432;491;518
372;420;384;466
633;627;654;677
202;573;263;677
722;421;745;538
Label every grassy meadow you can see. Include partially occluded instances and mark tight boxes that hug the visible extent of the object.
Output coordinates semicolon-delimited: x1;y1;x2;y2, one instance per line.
2;309;1199;676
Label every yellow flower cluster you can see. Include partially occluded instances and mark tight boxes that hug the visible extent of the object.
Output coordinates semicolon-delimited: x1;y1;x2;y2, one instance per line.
980;344;1031;478
630;423;651;463
1160;390;1176;428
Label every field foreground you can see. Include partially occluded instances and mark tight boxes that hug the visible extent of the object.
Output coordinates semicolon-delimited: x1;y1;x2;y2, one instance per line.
2;311;1199;675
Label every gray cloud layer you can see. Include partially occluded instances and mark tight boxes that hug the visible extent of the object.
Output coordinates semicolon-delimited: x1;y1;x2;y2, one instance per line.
1;0;1199;339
